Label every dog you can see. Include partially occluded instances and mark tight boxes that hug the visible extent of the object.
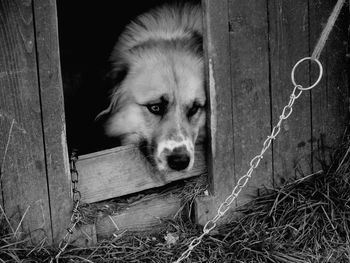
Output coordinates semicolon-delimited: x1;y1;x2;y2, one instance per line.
99;2;205;173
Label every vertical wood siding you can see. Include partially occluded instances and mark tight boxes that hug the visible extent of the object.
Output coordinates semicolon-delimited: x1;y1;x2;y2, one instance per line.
0;0;71;244
199;0;349;220
0;0;348;240
0;0;52;243
33;0;72;243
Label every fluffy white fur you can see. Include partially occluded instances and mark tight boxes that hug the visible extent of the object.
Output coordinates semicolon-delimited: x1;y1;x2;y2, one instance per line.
101;3;205;172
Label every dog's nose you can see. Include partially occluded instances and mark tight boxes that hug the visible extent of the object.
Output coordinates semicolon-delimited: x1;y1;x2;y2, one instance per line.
167;147;190;171
167;153;190;171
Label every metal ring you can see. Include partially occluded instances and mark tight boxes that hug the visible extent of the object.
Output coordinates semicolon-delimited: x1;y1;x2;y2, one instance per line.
291;57;323;90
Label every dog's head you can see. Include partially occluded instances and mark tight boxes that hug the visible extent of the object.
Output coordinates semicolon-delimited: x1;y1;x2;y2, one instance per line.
99;4;205;172
103;48;205;172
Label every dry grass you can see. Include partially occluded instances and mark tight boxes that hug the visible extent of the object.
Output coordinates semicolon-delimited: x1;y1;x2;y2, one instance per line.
1;134;350;262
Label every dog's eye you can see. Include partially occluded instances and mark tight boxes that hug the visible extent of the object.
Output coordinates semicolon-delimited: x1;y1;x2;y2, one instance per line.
146;104;165;115
187;103;201;117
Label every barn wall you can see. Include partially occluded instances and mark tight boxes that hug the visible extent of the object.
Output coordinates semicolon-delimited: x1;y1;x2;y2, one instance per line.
197;0;349;223
229;0;350;204
310;0;349;170
0;0;71;244
0;0;348;243
228;0;272;207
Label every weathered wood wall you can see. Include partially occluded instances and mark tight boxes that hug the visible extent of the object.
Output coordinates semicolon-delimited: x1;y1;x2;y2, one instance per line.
0;0;71;244
310;0;349;170
0;0;348;244
197;0;349;224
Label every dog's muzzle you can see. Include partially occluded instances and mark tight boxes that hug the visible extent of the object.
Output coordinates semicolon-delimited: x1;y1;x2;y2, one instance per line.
156;138;194;172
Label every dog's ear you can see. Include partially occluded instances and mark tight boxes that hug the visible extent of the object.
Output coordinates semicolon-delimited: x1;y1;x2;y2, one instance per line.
95;104;112;122
190;30;203;57
108;63;129;87
96;62;130;121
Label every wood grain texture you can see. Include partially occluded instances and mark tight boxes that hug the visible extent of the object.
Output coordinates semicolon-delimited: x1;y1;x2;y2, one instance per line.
195;0;236;225
268;0;312;186
33;0;72;244
71;224;97;247
228;0;272;207
0;0;52;243
309;0;349;170
77;144;206;203
96;192;181;240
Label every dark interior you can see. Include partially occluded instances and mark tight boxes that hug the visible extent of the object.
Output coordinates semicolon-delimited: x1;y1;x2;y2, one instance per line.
57;0;180;154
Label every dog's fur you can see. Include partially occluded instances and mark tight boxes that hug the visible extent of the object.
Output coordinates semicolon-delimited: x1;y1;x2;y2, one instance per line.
100;3;205;172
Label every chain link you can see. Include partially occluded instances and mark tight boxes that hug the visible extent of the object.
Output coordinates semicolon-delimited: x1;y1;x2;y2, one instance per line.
50;151;81;263
173;81;314;263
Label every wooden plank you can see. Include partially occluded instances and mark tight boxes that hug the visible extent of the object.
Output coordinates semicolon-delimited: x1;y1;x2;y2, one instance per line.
309;0;349;169
32;0;72;244
0;121;10;210
228;0;272;207
195;0;235;225
0;0;52;243
268;0;312;186
71;224;97;247
77;144;206;203
96;192;182;240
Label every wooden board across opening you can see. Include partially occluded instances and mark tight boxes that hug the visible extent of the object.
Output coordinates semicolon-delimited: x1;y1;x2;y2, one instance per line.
76;144;206;203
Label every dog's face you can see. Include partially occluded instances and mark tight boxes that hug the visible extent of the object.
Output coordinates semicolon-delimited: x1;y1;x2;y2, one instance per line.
105;50;205;172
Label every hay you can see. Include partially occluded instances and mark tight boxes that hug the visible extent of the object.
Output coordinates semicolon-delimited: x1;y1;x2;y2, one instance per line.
76;175;207;226
1;135;350;262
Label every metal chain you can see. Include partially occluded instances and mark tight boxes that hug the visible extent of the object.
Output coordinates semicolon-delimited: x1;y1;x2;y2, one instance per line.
174;57;323;263
50;151;81;263
173;85;302;263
